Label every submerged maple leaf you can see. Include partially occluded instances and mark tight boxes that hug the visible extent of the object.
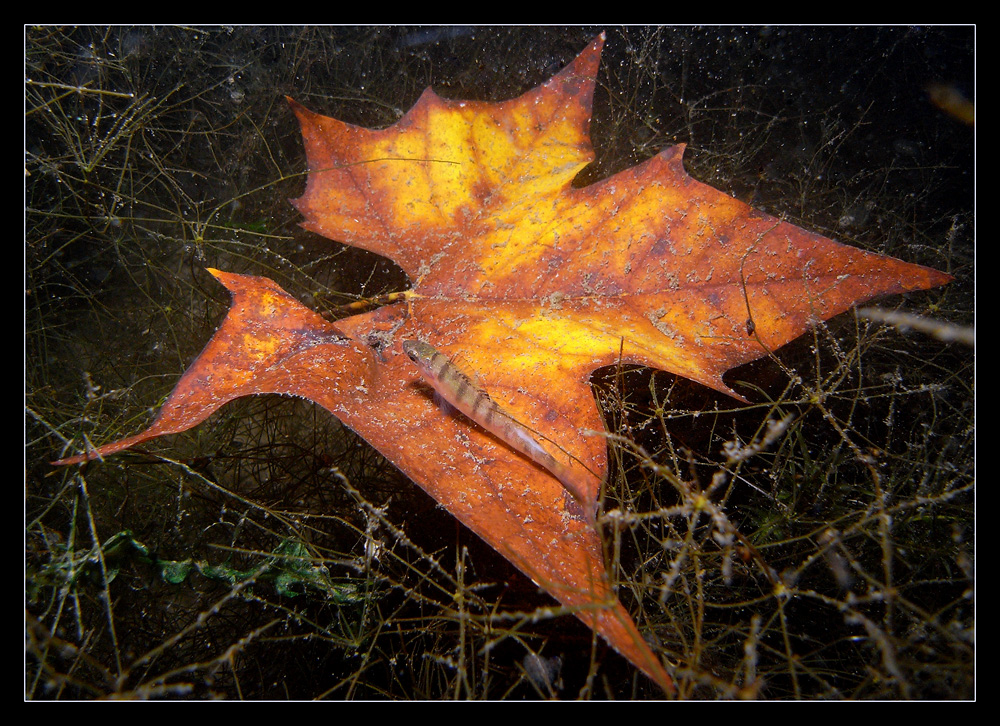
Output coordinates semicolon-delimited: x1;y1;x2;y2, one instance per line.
54;34;952;695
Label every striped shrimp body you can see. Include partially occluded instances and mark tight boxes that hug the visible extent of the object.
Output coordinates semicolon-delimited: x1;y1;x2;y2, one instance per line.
402;340;594;515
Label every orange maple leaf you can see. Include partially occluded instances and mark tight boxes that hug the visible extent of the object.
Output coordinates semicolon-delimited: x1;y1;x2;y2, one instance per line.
53;34;952;695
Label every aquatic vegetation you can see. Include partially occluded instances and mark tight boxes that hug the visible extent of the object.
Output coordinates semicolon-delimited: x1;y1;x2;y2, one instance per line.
27;26;973;700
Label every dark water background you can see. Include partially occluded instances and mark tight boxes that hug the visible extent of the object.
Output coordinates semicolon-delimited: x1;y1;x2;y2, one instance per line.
26;26;974;700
